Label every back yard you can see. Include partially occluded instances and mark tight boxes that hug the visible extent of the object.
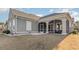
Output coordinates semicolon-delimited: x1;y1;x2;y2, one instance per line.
0;33;79;50
56;34;79;50
0;34;65;50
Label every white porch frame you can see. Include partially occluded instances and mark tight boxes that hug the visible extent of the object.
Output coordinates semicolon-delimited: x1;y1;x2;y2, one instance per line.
62;19;67;35
46;22;48;33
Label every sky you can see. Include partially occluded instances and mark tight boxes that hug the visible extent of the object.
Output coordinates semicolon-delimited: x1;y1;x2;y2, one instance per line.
0;8;79;23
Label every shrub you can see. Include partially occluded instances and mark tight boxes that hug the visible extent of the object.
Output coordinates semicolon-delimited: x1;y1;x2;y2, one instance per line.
71;30;78;34
3;30;10;34
74;27;78;31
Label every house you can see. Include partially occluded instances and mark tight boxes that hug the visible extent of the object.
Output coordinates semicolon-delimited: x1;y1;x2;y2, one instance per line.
7;9;73;35
74;21;79;31
0;23;4;32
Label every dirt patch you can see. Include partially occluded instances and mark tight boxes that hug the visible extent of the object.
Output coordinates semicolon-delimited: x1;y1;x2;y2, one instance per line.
55;34;79;50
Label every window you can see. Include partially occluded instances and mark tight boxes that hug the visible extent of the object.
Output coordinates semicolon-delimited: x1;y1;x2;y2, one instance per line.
26;21;32;31
12;20;16;31
38;22;46;33
13;20;15;26
40;24;44;31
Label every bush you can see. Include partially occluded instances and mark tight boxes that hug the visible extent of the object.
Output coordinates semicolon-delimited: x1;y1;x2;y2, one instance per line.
74;27;78;31
71;30;78;34
3;30;10;34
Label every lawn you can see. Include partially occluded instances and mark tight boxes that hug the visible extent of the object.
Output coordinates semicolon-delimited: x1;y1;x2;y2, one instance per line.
0;33;79;50
0;34;65;50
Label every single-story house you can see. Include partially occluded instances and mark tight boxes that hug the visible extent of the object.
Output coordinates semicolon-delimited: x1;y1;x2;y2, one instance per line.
7;9;74;35
0;23;4;32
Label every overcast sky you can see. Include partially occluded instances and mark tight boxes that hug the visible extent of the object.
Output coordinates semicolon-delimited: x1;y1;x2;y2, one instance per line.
0;8;79;22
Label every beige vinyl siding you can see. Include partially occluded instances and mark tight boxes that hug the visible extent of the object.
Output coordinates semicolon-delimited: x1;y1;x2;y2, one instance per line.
32;21;38;33
17;19;26;32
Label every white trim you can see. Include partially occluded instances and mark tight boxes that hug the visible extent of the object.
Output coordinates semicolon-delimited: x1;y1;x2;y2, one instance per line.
46;22;48;33
62;18;67;35
26;21;27;31
62;32;67;35
12;19;16;32
15;31;29;33
15;18;17;33
39;23;45;33
9;21;11;30
13;19;16;26
26;21;32;31
11;30;45;35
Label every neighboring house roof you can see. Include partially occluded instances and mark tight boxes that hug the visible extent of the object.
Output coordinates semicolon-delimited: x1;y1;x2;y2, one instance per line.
10;9;40;21
40;12;72;21
0;23;4;25
0;23;4;30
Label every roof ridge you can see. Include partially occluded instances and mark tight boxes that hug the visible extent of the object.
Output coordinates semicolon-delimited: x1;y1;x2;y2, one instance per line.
10;8;40;17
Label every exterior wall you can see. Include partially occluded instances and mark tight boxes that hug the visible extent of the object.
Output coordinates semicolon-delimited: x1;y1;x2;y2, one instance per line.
16;18;26;33
8;16;71;35
7;9;14;33
7;9;73;35
66;20;69;33
61;18;72;34
15;18;37;34
62;18;67;35
32;21;38;33
39;15;73;35
7;9;39;34
8;19;13;33
8;15;38;34
39;17;68;35
69;20;73;33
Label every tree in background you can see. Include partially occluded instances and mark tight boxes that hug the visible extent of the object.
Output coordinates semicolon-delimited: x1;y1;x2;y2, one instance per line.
74;21;79;32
